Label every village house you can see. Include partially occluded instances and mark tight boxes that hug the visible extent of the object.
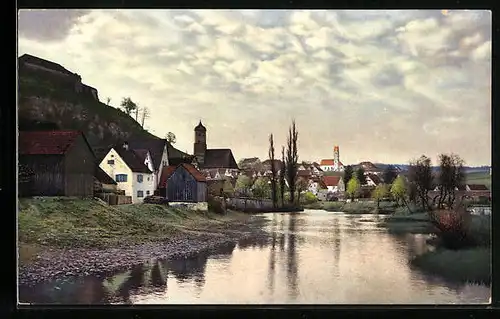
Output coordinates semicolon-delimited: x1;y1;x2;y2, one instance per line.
261;159;284;176
298;162;324;177
18;130;95;197
192;121;240;178
356;161;383;175
19;54;99;101
158;163;207;204
320;146;345;172
365;173;382;187
308;177;327;196
99;142;155;203
322;176;345;194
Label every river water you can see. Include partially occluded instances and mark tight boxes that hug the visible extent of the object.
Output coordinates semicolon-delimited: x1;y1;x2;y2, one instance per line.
19;210;490;304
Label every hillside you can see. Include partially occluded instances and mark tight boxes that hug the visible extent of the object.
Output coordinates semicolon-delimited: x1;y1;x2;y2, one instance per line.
18;67;161;159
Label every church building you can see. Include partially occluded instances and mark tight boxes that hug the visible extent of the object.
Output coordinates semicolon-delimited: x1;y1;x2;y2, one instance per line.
193;121;239;178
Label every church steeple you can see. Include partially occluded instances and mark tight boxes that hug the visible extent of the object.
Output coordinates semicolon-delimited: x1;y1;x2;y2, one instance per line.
194;121;207;165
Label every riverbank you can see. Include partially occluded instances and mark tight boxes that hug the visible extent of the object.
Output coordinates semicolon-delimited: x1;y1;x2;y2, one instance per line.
18;197;270;285
376;209;491;285
304;200;397;214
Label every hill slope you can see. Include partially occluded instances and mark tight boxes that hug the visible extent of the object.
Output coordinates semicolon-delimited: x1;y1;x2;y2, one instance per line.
18;68;160;158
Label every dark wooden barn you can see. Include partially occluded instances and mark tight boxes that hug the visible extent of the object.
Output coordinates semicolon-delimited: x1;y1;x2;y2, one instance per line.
18;130;96;197
158;163;207;202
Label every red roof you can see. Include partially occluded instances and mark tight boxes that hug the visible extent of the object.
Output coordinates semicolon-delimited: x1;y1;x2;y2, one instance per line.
159;165;177;188
323;176;342;187
180;163;206;182
297;170;311;177
19;130;82;155
158;163;206;188
467;184;489;191
320;159;335;166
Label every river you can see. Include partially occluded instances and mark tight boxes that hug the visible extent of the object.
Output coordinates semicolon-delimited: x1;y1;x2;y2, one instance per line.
18;210;490;304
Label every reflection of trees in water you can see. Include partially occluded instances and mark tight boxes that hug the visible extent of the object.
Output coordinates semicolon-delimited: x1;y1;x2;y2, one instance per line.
267;214;278;293
78;276;108;304
115;264;147;303
332;218;341;274
238;237;268;250
286;214;299;299
278;215;286;251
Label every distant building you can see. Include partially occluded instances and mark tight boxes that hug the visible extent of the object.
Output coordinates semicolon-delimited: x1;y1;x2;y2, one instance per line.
322;176;345;193
18;130;95;197
193;121;239;178
365;173;382;187
320;146;345;172
356;161;382;175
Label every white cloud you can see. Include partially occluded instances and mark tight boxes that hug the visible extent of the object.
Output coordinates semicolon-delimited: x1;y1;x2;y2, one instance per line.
17;9;492;166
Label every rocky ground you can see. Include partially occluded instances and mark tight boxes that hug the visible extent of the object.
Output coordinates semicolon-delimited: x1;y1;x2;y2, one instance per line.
19;216;271;286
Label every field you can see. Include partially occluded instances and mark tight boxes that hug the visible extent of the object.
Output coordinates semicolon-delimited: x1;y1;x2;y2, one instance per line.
464;171;491;189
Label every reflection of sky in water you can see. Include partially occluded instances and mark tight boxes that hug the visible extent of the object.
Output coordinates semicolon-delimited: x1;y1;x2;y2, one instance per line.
20;211;490;304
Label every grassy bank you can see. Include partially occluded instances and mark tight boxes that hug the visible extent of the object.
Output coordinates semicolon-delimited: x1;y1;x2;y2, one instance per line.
379;212;435;234
411;247;491;285
304;200;397;214
18;197;254;263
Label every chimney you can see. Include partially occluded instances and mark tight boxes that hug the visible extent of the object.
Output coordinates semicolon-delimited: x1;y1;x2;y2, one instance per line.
123;141;129;151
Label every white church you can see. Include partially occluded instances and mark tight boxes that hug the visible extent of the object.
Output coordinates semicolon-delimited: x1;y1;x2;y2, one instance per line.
319;146;345;172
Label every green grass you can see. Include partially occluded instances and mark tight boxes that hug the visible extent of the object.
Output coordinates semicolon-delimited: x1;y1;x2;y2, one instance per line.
18;197;251;252
411;247;491;285
378;212;435;234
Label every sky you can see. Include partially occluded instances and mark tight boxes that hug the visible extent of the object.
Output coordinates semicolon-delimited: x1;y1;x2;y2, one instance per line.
18;9;491;166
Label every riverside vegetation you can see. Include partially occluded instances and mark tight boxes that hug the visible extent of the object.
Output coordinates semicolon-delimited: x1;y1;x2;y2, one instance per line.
18;197;269;285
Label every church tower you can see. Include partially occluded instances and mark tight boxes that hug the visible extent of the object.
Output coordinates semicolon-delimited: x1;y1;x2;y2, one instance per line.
194;121;207;165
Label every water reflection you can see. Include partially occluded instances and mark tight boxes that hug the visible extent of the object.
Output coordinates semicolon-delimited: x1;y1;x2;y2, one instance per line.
19;211;490;304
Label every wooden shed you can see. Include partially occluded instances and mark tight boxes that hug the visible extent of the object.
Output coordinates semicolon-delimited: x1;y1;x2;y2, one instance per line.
159;163;207;202
18;130;96;197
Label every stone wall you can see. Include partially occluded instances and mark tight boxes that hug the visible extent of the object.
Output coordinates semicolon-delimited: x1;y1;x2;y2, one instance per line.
169;201;208;211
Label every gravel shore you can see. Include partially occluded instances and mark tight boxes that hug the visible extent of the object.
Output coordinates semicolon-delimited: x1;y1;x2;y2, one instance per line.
19;217;270;286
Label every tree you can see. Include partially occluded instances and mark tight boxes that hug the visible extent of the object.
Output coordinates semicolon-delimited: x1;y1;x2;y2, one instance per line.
436;153;465;209
268;134;278;208
120;97;137;115
295;177;308;204
235;175;253;196
372;184;389;209
356;167;367;186
279;146;286;207
106;97;111;106
285;120;299;205
408;155;433;212
222;178;234;196
253;177;270;199
346;177;361;201
383;165;398;185
141;107;150;128
165;132;176;144
390;175;407;207
343;165;353;186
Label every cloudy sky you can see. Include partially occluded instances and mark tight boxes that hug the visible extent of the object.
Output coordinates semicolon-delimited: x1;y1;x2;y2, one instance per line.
18;9;491;166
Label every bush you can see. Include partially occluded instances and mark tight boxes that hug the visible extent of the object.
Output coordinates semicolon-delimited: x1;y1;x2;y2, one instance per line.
302;191;318;204
208;197;225;214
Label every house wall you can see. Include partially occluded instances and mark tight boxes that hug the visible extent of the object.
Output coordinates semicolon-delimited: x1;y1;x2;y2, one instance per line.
197;182;207;202
64;135;95;197
131;171;155;203
99;148;134;201
19;155;65;196
166;167;199;202
156;144;170;189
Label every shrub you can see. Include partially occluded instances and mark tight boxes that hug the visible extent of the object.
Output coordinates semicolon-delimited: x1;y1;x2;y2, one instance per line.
208;197;225;214
303;191;318;204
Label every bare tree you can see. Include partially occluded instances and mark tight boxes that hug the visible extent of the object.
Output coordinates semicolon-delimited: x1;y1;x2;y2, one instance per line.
285;120;299;205
135;106;140;122
141;107;150;128
268;134;278;209
279;146;286;207
106;97;111;106
437;153;465;209
407;155;433;212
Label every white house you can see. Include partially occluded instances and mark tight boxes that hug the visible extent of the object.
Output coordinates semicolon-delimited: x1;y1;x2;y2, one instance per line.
99;143;155;203
322;176;345;193
308;178;326;195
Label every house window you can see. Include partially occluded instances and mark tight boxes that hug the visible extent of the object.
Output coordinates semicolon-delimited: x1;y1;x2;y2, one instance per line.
115;174;127;182
137;174;143;183
147;177;150;181
107;159;115;165
162;160;167;166
137;190;144;198
146;190;150;196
